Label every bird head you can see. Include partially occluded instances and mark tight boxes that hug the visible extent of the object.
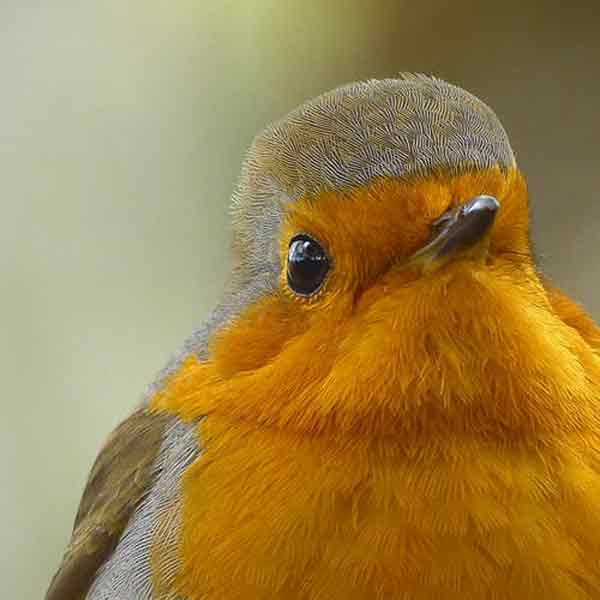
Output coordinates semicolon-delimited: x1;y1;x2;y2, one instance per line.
156;75;598;443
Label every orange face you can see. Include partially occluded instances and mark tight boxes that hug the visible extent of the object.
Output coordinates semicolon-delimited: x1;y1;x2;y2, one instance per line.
153;167;598;441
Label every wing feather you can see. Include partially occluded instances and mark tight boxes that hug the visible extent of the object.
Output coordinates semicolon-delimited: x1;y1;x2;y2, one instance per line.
45;409;170;600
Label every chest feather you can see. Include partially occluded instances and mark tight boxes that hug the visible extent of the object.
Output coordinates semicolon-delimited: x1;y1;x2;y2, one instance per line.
171;418;600;600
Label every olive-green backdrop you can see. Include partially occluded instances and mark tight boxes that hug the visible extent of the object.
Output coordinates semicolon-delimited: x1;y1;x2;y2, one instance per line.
1;2;598;598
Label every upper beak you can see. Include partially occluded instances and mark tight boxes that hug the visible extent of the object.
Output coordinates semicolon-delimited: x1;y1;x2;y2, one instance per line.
410;195;499;272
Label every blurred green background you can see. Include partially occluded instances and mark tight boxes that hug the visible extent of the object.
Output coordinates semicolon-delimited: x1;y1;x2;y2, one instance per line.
1;1;598;598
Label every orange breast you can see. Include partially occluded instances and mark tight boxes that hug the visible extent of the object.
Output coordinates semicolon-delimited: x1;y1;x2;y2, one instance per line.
166;415;600;600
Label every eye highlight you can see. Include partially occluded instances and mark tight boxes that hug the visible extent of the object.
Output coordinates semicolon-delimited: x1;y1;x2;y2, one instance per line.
286;234;330;297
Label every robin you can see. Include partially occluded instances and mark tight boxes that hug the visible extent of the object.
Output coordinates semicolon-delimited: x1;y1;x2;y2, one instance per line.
47;74;600;599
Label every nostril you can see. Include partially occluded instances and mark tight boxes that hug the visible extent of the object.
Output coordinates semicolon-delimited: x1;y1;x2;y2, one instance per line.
429;211;456;238
431;212;454;229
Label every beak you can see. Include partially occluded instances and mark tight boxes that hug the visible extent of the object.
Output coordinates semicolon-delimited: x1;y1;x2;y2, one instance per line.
410;195;499;272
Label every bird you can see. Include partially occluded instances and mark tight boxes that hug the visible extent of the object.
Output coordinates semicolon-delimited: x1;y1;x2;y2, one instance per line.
46;74;600;600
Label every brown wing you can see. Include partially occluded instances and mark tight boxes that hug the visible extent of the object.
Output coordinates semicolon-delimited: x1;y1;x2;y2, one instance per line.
45;408;171;600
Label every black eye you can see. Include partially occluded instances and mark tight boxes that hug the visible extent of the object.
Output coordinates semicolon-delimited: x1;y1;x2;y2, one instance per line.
286;234;330;296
